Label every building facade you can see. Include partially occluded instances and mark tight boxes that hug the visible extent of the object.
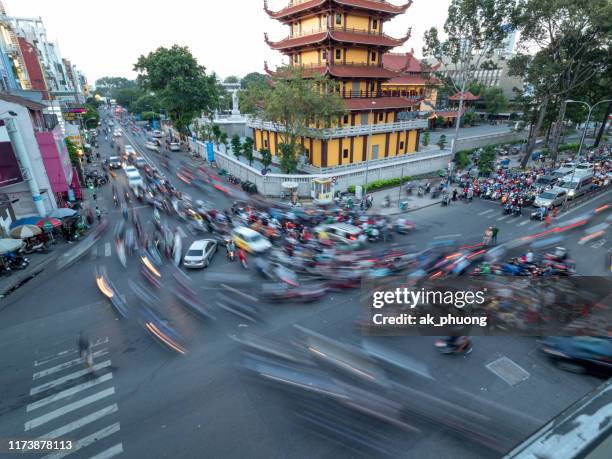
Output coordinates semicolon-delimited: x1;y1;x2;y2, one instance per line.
253;0;428;168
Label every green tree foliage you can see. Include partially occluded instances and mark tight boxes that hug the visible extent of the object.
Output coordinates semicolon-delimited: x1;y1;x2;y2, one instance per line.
219;132;228;153
435;116;446;129
65;138;79;165
113;86;145;109
224;75;239;84
509;0;612;164
134;45;219;136
240;66;346;173
241;72;267;89
94;76;135;97
462;111;476;126
260;148;272;170
242;137;255;166
230;134;242;160
477;146;496;175
454;150;471;170
437;134;447;150
423;0;515;156
279;143;298;173
140;111;160;121
422;131;430;147
84;104;99;128
131;94;160;115
482;87;508;117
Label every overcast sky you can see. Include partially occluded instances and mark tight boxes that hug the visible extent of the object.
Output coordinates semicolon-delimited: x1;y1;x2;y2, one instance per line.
4;0;451;85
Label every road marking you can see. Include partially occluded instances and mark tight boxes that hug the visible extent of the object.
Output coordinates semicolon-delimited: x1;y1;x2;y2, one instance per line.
478;209;494;216
90;247;98;260
38;404;118;440
517;220;530;227
25;387;115;431
104;242;111;257
177;226;187;238
33;349;108;380
34;338;109;367
42;422;121;459
90;443;124;459
496;215;509;221
433;233;462;240
486;356;530;386
27;372;114;412
30;360;112;396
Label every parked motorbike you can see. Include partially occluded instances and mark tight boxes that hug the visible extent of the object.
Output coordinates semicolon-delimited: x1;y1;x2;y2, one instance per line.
434;337;473;355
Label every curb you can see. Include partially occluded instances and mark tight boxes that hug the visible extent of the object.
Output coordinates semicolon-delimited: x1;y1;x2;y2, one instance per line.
0;253;59;299
374;200;441;216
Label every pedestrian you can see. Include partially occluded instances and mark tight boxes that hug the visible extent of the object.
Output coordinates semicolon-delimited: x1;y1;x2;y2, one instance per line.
491;225;499;244
544;214;552;228
483;227;493;246
552;207;558;218
95;206;101;222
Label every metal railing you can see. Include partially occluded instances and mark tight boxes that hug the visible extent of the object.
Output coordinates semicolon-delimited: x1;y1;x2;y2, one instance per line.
247;118;428;138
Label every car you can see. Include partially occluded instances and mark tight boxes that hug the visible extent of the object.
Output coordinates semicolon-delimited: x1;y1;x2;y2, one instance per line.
124;165;138;174
124;145;136;156
134;157;146;168
152;130;163;138
183;239;218;268
231;227;272;253
113;129;123;137
126;171;143;189
108;156;122;169
169;142;181;151
145;141;160;152
540;337;612;377
534;175;558;188
533;187;567;208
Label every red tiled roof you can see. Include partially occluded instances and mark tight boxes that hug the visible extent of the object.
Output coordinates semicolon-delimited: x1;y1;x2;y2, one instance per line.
385;74;441;85
328;65;399;78
382;52;424;72
265;0;412;20
267;30;407;51
431;107;466;118
345;96;421;111
448;90;480;101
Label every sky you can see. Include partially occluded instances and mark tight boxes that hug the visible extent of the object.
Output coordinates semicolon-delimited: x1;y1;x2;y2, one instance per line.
4;0;451;85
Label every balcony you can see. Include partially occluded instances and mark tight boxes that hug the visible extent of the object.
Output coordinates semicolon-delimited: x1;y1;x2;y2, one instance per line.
247;117;428;139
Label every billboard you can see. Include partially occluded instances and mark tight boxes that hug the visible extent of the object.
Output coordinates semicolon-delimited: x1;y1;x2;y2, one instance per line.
0;141;24;188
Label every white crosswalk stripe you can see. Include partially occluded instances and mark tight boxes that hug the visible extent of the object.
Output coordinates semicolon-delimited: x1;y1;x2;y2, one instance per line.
90;246;98;260
517;220;530;227
478;209;494;216
496;215;510;221
177;226;187;238
104;242;112;257
24;337;123;458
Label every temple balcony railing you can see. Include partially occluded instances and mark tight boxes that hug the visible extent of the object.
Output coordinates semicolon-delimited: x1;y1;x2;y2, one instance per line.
247;117;428;139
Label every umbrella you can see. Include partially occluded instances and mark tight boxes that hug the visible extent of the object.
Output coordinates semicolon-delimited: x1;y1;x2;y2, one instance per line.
35;218;62;230
10;217;40;229
48;208;78;219
10;224;41;239
0;238;24;255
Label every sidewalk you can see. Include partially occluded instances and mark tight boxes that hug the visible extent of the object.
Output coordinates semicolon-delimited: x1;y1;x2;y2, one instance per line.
0;245;59;300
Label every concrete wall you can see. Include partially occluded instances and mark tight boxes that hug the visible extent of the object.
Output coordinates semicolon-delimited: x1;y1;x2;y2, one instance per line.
454;130;527;152
189;139;451;198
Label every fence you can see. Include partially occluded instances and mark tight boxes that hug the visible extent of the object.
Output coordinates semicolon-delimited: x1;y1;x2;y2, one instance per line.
454;130;528;152
189;139;451;198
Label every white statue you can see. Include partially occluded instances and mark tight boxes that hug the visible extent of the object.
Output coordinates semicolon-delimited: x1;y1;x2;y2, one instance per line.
231;90;240;115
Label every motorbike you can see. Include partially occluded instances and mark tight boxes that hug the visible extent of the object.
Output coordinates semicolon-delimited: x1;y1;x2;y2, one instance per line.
434;337;472;355
441;194;450;206
382;196;391;208
531;208;547;221
23;240;47;254
4;252;29;270
512;205;522;217
226;243;236;262
365;227;379;242
94;266;129;318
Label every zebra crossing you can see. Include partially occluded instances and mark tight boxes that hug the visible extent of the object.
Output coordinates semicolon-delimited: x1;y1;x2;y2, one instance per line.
24;337;123;458
478;207;546;229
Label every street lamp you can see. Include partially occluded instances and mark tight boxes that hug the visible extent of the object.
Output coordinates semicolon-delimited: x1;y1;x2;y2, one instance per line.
363;100;377;197
562;98;612;206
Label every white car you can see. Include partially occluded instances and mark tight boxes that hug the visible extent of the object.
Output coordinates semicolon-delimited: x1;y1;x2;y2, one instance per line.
183;239;218;268
134;157;146;168
124;165;138;174
113;129;123;137
124;145;135;155
145;141;160;152
169;142;181;151
152;130;163;138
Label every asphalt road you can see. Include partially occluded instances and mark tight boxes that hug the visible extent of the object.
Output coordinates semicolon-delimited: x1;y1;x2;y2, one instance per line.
0;112;609;459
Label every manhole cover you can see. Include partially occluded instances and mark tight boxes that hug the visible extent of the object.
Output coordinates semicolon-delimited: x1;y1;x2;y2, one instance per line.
486;356;530;386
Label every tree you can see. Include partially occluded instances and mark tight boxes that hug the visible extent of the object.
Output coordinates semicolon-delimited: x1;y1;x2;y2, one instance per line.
462;110;476;126
65;138;79;165
279;143;298;173
94;76;135;97
454;150;470;170
134;45;219;137
140;111;160;121
509;0;612;164
211;125;222;147
131;94;160;115
437;134;447;150
224;75;240;84
219;132;228;153
422;131;430;147
435;116;446;129
477;145;496;174
423;0;515;159
241;66;346;173
260;148;272;171
113;86;145;109
231;134;242;161
241;72;267;89
482;87;508;118
242;137;255;166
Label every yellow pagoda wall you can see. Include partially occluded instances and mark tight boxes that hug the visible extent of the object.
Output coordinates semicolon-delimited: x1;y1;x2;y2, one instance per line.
300;50;320;65
345;48;369;63
345;15;370;31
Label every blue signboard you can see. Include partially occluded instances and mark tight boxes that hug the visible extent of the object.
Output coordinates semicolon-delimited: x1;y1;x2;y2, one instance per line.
151;120;159;130
206;142;215;162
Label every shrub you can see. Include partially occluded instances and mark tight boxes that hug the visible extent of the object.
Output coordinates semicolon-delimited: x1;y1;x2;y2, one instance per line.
347;176;412;194
558;143;579;152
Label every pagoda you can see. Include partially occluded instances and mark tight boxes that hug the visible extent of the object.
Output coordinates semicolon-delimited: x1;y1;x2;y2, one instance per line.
252;0;429;168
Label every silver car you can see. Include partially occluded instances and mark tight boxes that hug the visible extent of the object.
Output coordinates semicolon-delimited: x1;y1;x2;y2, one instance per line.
183;239;218;268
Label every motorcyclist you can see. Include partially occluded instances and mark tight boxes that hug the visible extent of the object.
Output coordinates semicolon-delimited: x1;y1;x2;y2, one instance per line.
78;332;93;370
226;239;236;257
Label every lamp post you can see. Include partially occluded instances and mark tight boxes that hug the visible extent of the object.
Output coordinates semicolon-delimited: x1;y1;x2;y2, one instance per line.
363;100;377;197
562;98;612;206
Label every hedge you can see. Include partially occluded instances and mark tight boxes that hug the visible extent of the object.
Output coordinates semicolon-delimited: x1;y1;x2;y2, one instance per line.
558;143;579;152
347;176;412;194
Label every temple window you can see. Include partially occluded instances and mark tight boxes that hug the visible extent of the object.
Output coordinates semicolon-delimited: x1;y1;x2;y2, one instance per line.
371;51;377;62
335;14;342;25
335;49;341;60
372;19;378;30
